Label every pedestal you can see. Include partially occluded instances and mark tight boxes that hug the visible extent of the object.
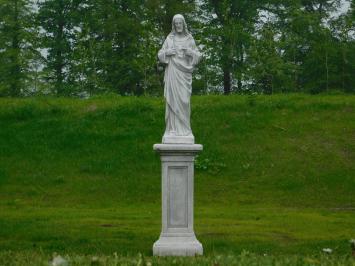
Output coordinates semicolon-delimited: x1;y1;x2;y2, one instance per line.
153;143;203;256
162;133;194;144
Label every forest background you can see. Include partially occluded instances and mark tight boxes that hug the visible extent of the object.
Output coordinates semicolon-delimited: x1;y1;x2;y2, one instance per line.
0;0;354;97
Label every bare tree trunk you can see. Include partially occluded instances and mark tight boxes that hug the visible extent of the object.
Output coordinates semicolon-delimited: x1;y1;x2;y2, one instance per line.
237;44;243;91
325;49;329;92
55;1;65;96
10;0;21;96
55;21;64;95
223;67;231;95
293;48;297;91
342;45;345;91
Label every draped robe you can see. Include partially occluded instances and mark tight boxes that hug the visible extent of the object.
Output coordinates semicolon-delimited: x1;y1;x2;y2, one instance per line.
158;34;201;138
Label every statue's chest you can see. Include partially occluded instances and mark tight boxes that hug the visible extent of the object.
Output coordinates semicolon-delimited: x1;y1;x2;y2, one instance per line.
168;38;190;48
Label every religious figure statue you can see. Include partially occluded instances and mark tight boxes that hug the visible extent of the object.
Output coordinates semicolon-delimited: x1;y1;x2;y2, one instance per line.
158;14;202;144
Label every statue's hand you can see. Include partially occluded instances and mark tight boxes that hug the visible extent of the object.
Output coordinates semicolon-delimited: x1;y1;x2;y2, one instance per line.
184;48;194;57
165;48;176;56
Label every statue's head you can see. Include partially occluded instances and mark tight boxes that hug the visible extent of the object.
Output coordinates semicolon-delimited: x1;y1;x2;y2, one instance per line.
171;14;189;35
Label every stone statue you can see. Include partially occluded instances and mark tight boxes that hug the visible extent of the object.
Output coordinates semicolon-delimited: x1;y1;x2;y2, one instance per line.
158;14;202;144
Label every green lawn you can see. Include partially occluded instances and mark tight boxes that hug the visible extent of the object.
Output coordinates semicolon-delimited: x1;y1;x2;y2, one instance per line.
0;94;354;260
0;251;354;266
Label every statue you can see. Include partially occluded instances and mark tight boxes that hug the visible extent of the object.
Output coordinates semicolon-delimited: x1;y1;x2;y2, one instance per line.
154;15;203;256
158;14;202;144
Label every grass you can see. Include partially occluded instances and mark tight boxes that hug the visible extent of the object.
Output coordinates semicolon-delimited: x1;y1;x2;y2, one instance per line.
0;94;354;262
0;251;354;266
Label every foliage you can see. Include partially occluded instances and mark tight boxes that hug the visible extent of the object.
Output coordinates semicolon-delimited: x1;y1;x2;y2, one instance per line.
195;155;226;174
37;0;78;96
247;23;298;94
0;0;354;96
0;0;39;96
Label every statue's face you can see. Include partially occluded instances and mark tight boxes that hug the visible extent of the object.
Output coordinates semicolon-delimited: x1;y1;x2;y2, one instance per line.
174;18;184;33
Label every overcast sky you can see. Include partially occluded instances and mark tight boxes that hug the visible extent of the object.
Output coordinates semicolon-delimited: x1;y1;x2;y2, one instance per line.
334;0;351;16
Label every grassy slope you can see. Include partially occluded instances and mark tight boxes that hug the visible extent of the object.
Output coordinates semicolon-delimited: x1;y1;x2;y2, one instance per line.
0;94;354;256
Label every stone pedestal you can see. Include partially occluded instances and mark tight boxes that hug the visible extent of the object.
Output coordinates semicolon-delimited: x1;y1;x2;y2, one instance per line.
153;143;203;256
162;133;194;144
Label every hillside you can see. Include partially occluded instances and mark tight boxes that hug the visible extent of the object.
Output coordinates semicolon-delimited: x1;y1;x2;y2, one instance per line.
0;94;354;255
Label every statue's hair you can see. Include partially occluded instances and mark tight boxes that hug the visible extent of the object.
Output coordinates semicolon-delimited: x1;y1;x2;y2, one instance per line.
171;14;190;36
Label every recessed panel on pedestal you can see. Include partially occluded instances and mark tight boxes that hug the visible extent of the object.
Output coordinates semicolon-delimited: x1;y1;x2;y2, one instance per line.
168;166;188;228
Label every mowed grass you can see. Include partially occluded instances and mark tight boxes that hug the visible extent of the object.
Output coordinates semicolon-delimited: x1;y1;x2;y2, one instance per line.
0;94;354;258
0;251;354;266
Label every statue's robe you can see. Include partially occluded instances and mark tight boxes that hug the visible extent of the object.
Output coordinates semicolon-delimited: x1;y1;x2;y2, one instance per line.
158;33;201;136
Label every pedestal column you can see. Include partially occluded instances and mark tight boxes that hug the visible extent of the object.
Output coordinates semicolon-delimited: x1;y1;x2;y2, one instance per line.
153;144;203;256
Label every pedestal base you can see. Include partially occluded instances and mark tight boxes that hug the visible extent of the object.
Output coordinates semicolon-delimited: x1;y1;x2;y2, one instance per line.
153;234;203;256
153;144;203;257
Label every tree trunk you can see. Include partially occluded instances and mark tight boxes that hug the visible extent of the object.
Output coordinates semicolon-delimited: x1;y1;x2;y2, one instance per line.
10;0;21;96
237;78;242;91
55;4;65;96
236;44;243;91
342;45;345;91
293;48;297;91
325;49;329;92
55;23;64;95
223;67;231;95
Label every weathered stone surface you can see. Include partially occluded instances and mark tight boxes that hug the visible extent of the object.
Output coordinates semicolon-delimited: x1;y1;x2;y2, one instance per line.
158;14;202;143
153;144;203;256
153;14;203;256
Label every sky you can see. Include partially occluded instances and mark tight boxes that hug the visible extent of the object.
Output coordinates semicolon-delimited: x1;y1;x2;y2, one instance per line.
334;0;351;17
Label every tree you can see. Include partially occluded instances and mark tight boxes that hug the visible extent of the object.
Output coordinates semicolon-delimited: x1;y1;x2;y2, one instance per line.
0;0;37;96
37;0;78;96
329;5;355;92
273;0;349;93
70;0;148;95
247;23;297;94
1;0;353;97
199;0;280;94
145;0;196;36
